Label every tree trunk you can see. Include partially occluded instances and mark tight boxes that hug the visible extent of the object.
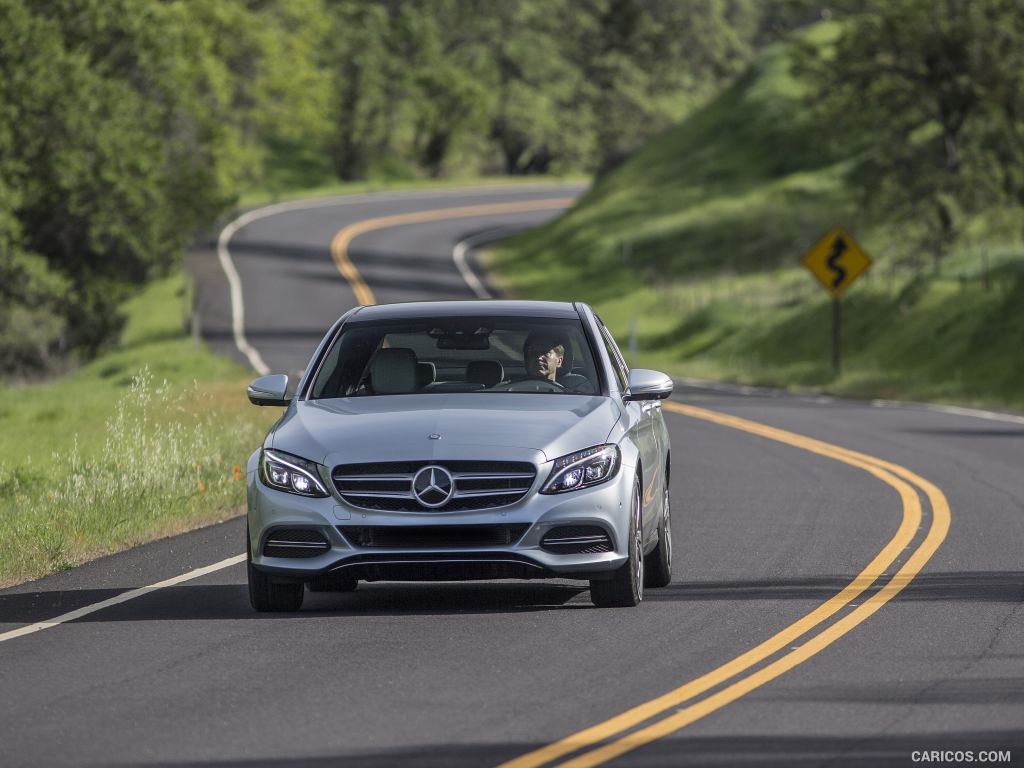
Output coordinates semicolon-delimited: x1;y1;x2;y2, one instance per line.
422;131;450;177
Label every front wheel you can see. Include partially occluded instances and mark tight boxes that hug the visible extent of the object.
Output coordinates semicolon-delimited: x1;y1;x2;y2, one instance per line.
248;526;304;612
590;477;644;608
644;483;672;588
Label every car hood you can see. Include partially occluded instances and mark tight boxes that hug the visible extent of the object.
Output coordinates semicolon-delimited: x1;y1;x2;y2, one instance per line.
271;394;622;466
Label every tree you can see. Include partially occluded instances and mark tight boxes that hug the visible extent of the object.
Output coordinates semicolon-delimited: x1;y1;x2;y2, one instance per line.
322;0;765;178
0;0;331;372
326;1;397;180
805;0;1024;265
480;0;584;174
401;1;493;177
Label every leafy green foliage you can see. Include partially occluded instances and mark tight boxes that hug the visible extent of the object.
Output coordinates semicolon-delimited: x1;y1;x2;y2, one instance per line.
798;0;1024;263
0;0;331;374
322;0;768;177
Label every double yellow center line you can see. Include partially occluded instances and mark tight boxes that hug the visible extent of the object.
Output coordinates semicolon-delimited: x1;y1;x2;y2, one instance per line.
499;403;949;768
330;198;576;307
325;199;951;767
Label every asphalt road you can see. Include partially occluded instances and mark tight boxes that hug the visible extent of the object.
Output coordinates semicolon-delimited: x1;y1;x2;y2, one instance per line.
2;185;1023;767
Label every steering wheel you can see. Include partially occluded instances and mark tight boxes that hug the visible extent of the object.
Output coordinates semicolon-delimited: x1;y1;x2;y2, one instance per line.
503;378;566;393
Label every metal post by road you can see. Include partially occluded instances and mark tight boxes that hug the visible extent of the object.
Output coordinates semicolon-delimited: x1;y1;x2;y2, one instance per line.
832;298;841;373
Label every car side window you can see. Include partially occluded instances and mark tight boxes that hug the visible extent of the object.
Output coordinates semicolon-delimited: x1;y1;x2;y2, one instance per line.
598;323;629;391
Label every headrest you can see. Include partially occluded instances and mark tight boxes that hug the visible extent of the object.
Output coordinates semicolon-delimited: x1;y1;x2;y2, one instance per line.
369;348;418;394
416;361;436;389
466;359;504;388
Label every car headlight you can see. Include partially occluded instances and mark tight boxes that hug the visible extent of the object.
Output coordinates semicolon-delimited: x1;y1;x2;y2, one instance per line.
541;444;621;494
259;449;329;497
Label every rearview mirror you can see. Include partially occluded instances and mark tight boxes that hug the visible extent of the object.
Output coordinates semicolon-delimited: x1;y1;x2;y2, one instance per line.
623;369;673;401
247;374;290;406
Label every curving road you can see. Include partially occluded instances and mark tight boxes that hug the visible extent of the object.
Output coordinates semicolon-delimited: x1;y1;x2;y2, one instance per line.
1;185;1023;767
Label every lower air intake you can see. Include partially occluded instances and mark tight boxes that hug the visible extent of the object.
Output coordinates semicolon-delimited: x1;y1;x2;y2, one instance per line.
330;552;550;581
263;529;330;558
540;525;613;554
338;524;529;549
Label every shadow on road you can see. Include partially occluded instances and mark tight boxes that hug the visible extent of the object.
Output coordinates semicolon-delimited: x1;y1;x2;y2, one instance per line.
899;426;1024;438
111;729;1024;767
0;581;590;624
643;570;1024;604
2;571;1019;626
229;239;332;263
201;327;329;342
767;676;1024;705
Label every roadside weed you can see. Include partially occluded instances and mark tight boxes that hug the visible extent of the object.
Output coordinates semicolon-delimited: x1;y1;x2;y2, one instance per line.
0;369;264;586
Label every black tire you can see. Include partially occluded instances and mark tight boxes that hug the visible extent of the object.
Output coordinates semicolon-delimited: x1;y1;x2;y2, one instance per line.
590;477;644;608
248;527;304;612
308;574;358;593
644;482;672;588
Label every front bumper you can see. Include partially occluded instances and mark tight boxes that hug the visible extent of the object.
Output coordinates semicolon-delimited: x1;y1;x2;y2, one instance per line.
247;465;633;582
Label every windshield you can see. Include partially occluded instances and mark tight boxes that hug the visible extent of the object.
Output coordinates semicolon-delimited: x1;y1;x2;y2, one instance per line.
307;316;601;398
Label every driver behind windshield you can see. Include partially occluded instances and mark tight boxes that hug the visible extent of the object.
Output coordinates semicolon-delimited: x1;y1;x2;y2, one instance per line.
522;330;567;383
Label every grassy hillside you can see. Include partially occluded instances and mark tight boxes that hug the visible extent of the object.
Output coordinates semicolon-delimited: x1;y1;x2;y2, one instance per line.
490;25;1024;410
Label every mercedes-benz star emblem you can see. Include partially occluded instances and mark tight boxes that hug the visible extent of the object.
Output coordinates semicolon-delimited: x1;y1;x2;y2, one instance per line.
412;465;454;509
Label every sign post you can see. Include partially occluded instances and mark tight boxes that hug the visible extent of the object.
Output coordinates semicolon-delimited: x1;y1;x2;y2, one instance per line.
832;298;840;372
801;226;872;373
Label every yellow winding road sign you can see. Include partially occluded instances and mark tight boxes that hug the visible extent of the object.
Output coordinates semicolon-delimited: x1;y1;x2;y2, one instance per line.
802;226;872;298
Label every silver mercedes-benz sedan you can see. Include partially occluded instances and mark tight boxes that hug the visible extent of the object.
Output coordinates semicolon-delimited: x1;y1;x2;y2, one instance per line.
245;300;673;611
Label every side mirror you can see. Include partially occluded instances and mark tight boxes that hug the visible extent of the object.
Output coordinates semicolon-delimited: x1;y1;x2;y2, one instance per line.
623;369;673;401
247;374;291;406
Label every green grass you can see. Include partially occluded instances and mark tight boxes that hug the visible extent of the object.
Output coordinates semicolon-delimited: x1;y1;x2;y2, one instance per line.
0;273;276;586
489;25;1024;412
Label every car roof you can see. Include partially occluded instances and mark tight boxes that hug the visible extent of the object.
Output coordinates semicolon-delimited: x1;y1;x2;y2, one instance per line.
348;300;581;321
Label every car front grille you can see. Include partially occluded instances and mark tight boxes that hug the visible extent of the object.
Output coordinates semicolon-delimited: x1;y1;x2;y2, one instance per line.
332;460;536;512
338;524;529;549
540;525;613;555
263;529;330;558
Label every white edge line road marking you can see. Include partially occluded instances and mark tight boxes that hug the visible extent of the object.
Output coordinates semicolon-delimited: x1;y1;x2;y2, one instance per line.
0;554;246;644
452;234;494;299
217;217;271;375
871;399;1024;427
452;226;527;300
